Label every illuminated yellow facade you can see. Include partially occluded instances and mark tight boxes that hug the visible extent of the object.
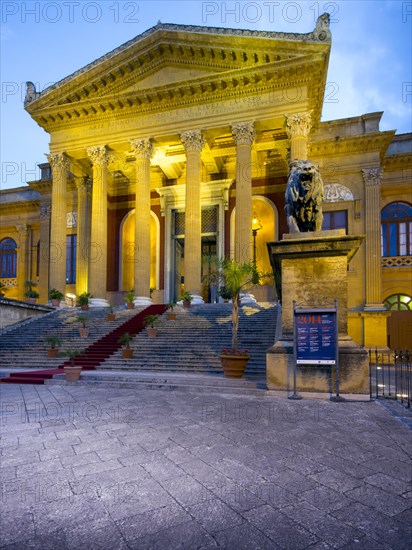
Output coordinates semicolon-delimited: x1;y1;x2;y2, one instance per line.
1;16;411;348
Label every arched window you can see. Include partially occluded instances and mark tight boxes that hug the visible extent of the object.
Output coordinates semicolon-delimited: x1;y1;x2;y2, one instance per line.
0;238;17;278
384;294;412;311
381;202;412;257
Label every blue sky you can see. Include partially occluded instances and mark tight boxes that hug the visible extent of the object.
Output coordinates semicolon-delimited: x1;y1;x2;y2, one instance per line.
1;0;411;190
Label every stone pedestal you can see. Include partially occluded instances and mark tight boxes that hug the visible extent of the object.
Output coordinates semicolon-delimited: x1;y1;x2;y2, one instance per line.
266;230;370;396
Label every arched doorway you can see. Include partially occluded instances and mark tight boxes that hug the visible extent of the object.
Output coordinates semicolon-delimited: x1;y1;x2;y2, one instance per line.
384;294;412;349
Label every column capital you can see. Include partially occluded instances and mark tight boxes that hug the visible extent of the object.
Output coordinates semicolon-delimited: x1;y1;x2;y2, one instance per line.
87;145;109;165
130;138;154;159
39;204;51;220
15;224;31;237
47;152;70;171
76;175;92;194
362;167;382;186
285;112;312;139
181;130;205;153
231;122;255;146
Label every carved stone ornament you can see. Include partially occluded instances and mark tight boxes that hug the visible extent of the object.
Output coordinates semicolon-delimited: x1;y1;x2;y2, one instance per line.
130;139;154;159
16;224;31;238
286;113;312;139
66;212;78;228
362;167;382;186
39;204;51;220
24;81;40;105
46;152;69;172
323;184;354;203
181;130;205;153
87;146;109;165
231;122;255;146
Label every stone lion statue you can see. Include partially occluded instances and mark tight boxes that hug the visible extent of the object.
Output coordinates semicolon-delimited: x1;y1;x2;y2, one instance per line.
285;159;324;233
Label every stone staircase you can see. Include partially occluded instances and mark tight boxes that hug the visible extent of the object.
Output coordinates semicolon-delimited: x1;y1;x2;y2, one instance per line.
0;303;277;387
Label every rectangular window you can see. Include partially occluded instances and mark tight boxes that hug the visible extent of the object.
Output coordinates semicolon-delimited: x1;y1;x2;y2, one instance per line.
66;235;77;284
322;210;348;233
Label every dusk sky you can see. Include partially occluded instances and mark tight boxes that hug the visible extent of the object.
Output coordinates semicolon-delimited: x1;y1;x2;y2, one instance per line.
1;0;411;190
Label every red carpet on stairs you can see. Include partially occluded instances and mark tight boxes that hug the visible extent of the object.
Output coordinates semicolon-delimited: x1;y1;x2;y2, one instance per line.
0;304;167;385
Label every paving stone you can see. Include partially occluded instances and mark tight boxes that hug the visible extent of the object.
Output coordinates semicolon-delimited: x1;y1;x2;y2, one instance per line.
244;504;319;549
127;519;218;549
160;474;215;506
63;516;130;550
364;472;411;496
0;510;35;546
305;515;366;548
186;497;245;532
344;484;410;516
309;467;363;492
141;455;186;481
301;485;353;512
213;522;279;549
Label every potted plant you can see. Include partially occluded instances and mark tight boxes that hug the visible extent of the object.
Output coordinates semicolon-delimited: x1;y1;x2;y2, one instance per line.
125;291;135;310
45;335;62;358
180;291;192;308
62;349;83;381
49;288;65;307
144;314;160;337
0;281;8;297
77;291;92;311
204;258;264;378
107;306;116;321
219;286;232;303
119;332;133;358
24;279;39;303
167;302;177;320
77;315;89;338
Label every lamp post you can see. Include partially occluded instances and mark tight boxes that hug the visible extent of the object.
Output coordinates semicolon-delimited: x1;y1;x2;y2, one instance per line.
251;212;262;266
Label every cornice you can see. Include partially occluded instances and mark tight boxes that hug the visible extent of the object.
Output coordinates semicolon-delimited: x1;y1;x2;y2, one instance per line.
27;179;53;194
382;152;412;171
309;131;396;158
30;55;327;132
0;200;40;214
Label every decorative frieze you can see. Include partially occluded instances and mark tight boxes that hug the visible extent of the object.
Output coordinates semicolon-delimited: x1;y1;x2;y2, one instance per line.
323;184;354;202
285;113;312;139
362;167;382;186
87;146;109;165
130;139;154;159
181;130;205;153
231;122;255;146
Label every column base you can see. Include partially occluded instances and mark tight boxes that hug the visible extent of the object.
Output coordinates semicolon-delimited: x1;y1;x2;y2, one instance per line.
133;296;154;306
89;298;110;308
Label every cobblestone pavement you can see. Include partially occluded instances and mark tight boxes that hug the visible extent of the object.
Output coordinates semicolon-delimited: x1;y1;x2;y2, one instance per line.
0;383;411;549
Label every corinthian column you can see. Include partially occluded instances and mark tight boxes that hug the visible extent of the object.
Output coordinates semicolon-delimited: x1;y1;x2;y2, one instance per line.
130;139;154;298
47;152;69;294
181;130;204;296
16;224;32;300
231;122;255;262
76;176;92;296
87;146;109;299
362;167;385;309
38;203;51;302
286;112;312;160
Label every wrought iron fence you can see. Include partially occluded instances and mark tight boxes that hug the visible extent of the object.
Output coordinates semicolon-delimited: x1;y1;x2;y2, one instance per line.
369;349;411;408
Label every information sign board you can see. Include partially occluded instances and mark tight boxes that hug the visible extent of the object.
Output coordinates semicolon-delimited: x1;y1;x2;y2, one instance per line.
294;308;337;365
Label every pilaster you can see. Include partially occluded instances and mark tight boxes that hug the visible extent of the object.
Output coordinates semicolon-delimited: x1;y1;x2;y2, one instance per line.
47;152;69;294
38;203;51;302
16;224;32;300
130;139;154;298
286;112;312;161
181;130;204;295
75;176;92;296
87;146;109;298
231;122;255;262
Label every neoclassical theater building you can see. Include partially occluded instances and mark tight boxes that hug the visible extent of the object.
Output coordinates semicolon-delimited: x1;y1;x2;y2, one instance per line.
1;15;411;348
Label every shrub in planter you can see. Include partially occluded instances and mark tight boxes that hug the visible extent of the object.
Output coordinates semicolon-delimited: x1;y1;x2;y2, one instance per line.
77;292;92;310
119;332;133;358
24;280;39;303
49;288;65;306
144;314;160;337
45;335;62;358
180;291;192;308
125;291;135;310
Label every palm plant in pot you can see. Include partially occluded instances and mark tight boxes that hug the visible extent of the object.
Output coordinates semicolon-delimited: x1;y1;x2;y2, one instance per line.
62;349;83;381
77;314;89;338
24;279;39;303
167;301;177;320
119;332;133;358
49;288;65;307
180;291;192;308
204;257;262;378
77;291;92;311
125;291;135;310
107;306;116;321
144;314;160;337
45;335;62;358
0;281;9;297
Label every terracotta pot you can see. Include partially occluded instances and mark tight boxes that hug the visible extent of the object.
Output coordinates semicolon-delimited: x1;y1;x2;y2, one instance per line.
220;355;250;378
79;327;89;338
127;303;135;310
183;300;191;308
64;366;82;382
80;304;89;311
122;348;133;359
147;327;158;338
51;299;60;307
47;348;58;358
167;312;176;320
26;298;37;304
107;313;116;321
